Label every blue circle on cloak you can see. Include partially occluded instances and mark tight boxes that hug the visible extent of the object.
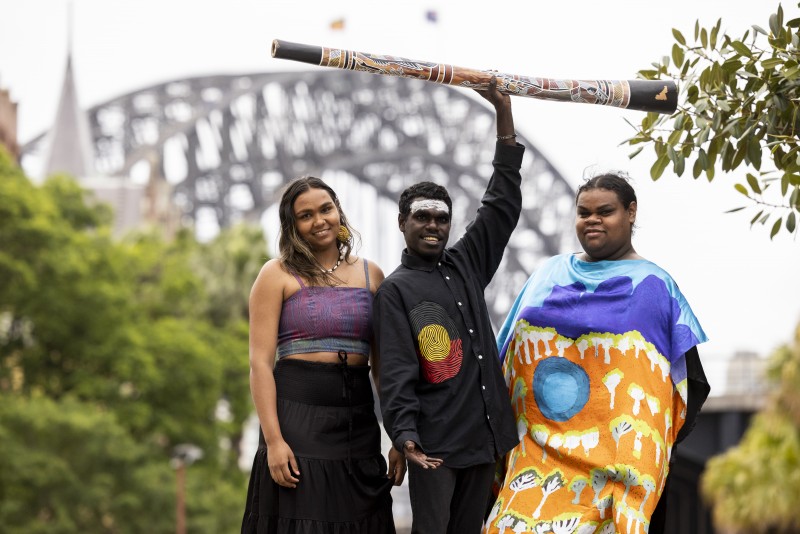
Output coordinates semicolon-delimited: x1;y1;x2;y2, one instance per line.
532;357;590;421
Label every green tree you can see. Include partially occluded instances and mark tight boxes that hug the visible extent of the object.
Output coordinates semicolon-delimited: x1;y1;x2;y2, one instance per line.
0;394;174;534
626;2;800;238
701;323;800;533
0;147;261;532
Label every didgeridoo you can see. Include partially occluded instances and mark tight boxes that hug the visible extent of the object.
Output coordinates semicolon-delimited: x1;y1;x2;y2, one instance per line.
271;39;677;114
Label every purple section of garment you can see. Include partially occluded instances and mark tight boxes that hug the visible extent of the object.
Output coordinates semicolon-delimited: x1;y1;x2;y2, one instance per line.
512;275;700;383
278;286;373;348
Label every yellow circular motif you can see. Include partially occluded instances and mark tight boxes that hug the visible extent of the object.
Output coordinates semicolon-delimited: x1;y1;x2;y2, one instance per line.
418;324;451;362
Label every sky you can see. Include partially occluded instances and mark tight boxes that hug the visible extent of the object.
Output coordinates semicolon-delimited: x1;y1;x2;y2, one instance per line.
2;0;800;392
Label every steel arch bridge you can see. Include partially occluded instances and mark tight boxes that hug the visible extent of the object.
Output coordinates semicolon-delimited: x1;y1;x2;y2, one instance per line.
22;70;578;326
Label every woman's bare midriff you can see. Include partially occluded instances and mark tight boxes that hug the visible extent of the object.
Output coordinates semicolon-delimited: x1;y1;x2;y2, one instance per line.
283;351;370;366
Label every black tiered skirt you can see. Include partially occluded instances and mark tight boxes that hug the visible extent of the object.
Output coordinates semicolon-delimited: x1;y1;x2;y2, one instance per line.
241;358;396;534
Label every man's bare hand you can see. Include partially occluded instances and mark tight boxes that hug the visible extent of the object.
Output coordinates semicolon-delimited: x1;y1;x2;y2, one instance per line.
403;440;443;469
475;76;511;110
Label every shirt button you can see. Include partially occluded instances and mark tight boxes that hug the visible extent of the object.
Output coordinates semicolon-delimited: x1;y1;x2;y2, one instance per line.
486;415;490;420
469;329;474;334
458;302;462;306
445;276;450;280
482;385;486;390
478;355;483;359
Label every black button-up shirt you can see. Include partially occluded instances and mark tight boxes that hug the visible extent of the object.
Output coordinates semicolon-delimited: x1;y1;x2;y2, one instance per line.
374;142;524;468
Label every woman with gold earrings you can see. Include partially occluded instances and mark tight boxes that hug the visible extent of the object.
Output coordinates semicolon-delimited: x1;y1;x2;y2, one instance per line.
242;176;406;533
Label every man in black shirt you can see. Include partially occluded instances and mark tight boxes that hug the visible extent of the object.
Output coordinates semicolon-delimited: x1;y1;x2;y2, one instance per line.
374;78;524;534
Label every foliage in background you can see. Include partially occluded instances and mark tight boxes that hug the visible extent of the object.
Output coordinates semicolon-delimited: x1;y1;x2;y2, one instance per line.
627;2;800;238
701;322;800;533
624;5;800;529
0;147;266;532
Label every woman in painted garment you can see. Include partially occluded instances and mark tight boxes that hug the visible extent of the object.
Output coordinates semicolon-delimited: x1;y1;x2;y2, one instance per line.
484;173;709;534
241;176;405;534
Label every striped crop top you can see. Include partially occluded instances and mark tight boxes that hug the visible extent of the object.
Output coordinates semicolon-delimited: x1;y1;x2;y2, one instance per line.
276;260;374;359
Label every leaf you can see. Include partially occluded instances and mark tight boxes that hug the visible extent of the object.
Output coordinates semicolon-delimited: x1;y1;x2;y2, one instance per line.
699;125;711;145
672;28;687;46
770;13;781;37
784;66;800;80
750;210;764;225
748;138;762;170
641;111;658;131
672;44;685;69
730;40;752;57
667;145;678;163
770;217;782;239
650;155;670;180
787;211;797;233
722;58;744;74
628;146;644;159
762;57;784;69
732;142;747;169
667;129;683;147
711;20;720;49
687;85;700;104
746;173;762;194
752;24;768;35
734;183;749;196
725;206;747;213
698;148;708;169
675;155;686;176
722;140;735;171
701;27;709;49
693;158;704;179
654;140;665;158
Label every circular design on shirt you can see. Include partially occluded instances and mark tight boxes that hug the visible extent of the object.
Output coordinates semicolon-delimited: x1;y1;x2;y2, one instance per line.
409;301;463;383
532;357;590;422
418;324;450;362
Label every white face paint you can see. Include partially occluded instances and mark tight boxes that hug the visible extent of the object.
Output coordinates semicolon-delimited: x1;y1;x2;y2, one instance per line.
410;199;449;214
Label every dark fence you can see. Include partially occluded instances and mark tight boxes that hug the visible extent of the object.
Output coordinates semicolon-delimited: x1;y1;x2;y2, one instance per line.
663;450;715;534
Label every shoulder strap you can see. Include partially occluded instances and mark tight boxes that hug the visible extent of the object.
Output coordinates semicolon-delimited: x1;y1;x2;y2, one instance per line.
362;259;370;289
292;273;306;288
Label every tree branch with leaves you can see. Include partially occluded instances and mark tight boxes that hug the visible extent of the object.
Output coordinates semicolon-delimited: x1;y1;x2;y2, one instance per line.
627;2;800;238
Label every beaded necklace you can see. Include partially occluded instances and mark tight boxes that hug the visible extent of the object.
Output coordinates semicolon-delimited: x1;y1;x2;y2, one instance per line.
320;247;345;273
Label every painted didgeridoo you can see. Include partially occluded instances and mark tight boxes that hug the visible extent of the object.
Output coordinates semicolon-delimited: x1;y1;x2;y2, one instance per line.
271;39;677;114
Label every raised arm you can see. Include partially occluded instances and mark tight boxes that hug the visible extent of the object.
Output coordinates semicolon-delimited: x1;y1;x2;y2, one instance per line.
476;75;516;146
453;77;525;286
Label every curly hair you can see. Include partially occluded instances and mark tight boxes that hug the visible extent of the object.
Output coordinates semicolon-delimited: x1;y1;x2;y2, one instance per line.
398;181;453;218
278;176;359;286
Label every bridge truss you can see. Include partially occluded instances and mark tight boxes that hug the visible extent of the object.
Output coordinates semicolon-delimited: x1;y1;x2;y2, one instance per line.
22;70;578;327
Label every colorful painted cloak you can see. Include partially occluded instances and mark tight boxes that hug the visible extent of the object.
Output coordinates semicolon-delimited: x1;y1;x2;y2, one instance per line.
484;254;707;534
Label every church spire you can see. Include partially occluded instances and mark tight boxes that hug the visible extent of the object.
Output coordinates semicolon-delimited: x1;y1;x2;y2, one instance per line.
42;3;95;179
